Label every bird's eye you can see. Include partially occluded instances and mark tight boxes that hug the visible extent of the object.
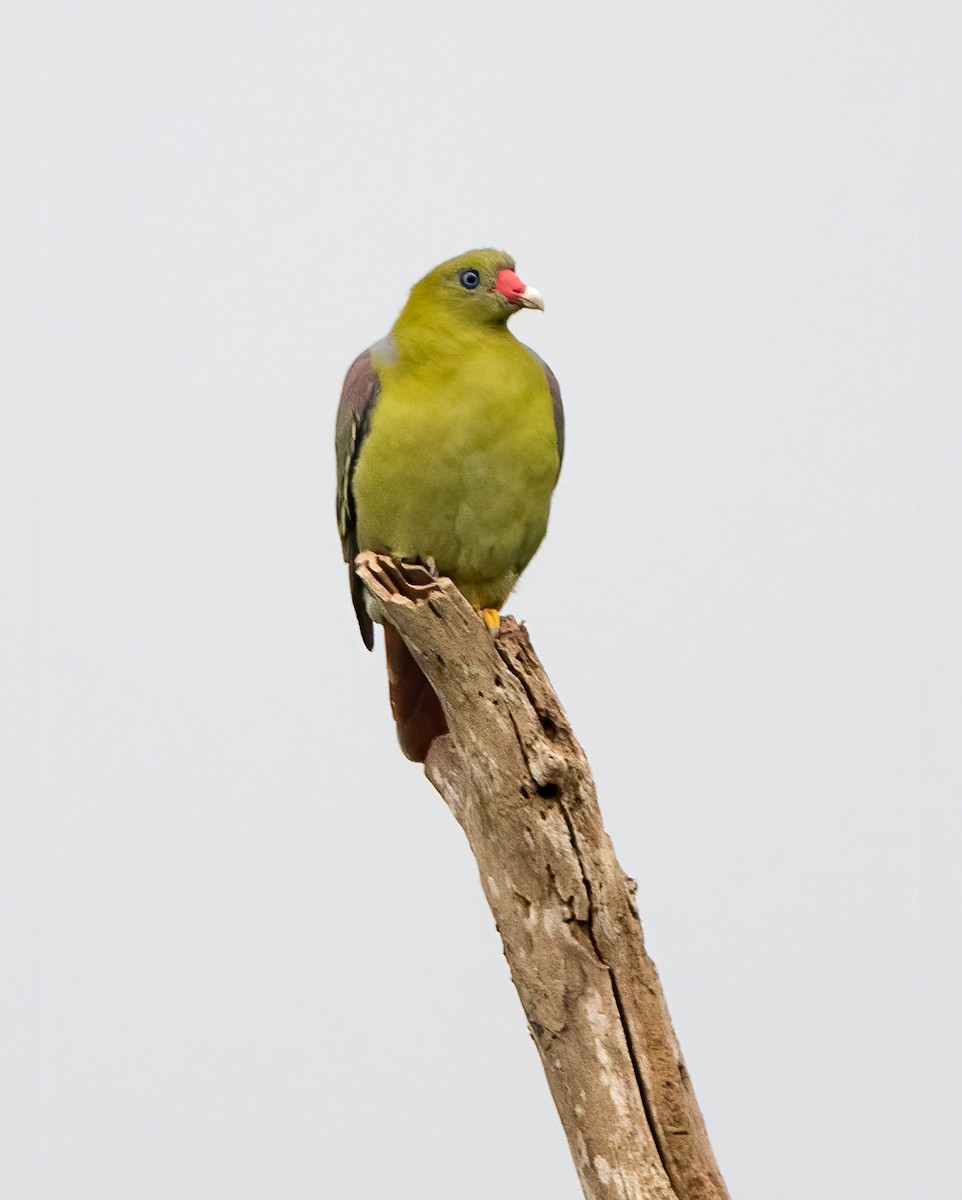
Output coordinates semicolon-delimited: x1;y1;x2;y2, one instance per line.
459;268;481;290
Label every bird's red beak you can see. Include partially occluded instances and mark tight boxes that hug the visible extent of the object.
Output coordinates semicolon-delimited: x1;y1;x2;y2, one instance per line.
495;269;545;311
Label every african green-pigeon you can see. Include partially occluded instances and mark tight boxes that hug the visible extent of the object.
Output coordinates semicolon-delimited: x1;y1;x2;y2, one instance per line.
336;249;564;760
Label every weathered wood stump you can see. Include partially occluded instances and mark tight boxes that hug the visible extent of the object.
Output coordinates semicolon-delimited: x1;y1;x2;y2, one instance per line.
356;552;730;1200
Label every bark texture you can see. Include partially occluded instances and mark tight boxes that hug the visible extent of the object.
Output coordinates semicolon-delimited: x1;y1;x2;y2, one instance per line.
356;553;730;1200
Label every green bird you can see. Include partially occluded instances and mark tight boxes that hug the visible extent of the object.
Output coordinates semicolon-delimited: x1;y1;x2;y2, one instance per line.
336;248;564;761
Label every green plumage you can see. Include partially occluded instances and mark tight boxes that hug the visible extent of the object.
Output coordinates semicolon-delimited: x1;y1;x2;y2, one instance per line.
345;249;561;611
335;248;564;759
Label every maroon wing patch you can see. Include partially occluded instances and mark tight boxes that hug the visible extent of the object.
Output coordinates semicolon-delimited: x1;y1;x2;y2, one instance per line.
335;347;381;649
524;345;565;470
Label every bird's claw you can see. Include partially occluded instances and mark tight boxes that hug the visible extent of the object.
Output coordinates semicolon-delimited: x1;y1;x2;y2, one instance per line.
398;554;439;579
356;552;442;604
482;608;501;637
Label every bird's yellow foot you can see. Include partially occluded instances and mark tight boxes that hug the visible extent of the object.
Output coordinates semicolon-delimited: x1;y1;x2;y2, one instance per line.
482;608;501;636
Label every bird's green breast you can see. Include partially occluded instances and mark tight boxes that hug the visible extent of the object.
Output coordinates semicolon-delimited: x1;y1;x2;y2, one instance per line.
352;331;559;609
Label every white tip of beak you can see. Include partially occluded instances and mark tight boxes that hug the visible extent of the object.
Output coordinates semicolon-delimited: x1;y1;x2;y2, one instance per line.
519;285;545;311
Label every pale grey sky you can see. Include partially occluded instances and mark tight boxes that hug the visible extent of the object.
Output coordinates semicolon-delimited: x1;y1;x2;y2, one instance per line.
4;2;960;1198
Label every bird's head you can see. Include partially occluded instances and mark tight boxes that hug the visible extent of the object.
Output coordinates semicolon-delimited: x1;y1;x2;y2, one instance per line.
401;249;544;329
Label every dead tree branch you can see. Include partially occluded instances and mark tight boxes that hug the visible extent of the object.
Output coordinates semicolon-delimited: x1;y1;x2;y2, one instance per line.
356;552;730;1200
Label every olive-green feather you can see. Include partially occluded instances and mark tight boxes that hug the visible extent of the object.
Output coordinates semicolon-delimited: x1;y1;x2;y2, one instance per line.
349;250;560;612
336;248;562;637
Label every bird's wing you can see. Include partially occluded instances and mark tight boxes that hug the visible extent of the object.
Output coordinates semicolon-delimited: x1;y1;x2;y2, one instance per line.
523;345;565;471
335;346;381;649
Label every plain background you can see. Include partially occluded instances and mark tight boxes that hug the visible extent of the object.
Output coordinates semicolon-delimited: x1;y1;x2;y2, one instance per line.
3;2;960;1197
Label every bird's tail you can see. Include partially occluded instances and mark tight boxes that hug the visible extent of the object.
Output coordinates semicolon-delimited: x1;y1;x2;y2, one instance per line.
383;624;447;763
